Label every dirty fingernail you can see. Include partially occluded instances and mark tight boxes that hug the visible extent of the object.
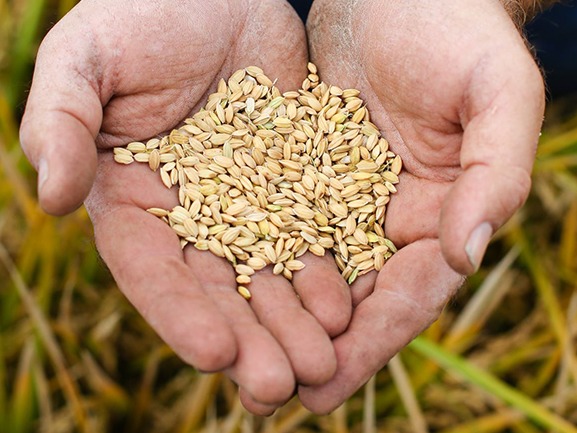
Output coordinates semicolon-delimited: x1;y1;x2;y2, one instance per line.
465;222;492;273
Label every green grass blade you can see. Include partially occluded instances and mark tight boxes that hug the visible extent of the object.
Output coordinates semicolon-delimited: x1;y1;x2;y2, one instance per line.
7;0;47;107
388;355;428;433
0;243;89;433
0;330;7;429
438;409;524;433
513;225;577;383
409;336;577;433
58;0;79;18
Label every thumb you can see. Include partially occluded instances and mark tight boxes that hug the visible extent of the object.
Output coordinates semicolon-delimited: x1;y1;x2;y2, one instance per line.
19;15;103;216
440;49;545;275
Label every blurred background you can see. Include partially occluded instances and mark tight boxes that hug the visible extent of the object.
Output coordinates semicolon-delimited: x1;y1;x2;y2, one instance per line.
0;1;576;432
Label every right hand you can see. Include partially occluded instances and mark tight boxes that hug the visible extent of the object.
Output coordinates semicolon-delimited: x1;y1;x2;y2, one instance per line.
299;0;545;413
19;0;352;415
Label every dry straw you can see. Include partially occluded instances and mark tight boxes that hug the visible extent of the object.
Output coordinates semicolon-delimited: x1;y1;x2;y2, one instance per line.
114;63;402;299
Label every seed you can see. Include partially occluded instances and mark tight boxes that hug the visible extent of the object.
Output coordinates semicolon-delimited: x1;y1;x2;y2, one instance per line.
221;227;241;245
126;141;146;153
147;207;169;217
382;171;399;184
236;275;252;285
308;243;326;257
391;155;402;174
207;238;225;257
213;155;235;168
373;183;390;196
273;117;293;129
264;243;277;263
347;268;359;284
114;64;401;298
113;152;133;165
293;204;316;220
282;267;293;281
225;202;248;216
235;264;255;276
374;253;385;271
149;149;160;171
384;181;397;193
256;74;273;87
237;286;252;300
246;257;267;271
353;228;369;245
285;260;305;271
273;262;284;275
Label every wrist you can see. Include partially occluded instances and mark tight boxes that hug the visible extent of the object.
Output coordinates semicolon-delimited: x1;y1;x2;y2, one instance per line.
500;0;559;27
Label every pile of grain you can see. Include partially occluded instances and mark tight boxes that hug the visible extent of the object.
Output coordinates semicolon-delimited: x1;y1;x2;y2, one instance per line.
114;63;401;299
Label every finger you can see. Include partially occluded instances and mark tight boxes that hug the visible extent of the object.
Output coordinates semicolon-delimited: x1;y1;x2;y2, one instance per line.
249;266;337;386
440;47;545;274
298;239;463;414
349;271;377;308
239;388;279;417
84;153;240;371
233;0;308;92
182;248;296;406
88;204;238;371
291;253;351;337
20;13;104;215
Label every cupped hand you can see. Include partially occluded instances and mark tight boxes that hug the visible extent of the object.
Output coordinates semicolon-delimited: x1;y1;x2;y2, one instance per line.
300;0;545;413
19;0;352;415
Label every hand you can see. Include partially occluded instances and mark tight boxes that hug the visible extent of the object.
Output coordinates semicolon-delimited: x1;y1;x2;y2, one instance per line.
19;0;352;415
300;0;545;413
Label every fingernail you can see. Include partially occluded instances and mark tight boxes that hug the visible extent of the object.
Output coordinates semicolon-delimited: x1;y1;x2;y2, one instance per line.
38;157;49;193
465;222;493;272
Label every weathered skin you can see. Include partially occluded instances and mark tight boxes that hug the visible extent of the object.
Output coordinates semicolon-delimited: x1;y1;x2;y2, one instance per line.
20;0;547;416
299;0;545;413
20;0;353;416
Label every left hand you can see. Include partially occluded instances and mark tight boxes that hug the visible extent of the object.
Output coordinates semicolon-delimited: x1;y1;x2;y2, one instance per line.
19;0;351;416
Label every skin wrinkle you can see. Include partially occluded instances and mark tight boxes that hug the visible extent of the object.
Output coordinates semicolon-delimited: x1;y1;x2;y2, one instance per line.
83;2;121;103
461;69;541;170
376;244;463;319
477;164;531;220
29;27;104;138
362;79;463;182
95;1;239;147
461;51;511;128
309;0;361;85
45;5;109;105
239;2;270;67
386;180;447;245
322;293;438;403
227;0;250;70
353;6;465;181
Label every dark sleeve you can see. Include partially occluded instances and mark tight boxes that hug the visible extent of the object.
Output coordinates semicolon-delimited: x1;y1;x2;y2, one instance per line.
287;0;314;22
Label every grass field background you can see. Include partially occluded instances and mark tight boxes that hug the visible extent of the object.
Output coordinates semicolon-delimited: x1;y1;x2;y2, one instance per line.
1;1;576;432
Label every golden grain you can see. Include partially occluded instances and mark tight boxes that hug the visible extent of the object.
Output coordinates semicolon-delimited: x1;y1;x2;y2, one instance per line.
116;65;401;298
